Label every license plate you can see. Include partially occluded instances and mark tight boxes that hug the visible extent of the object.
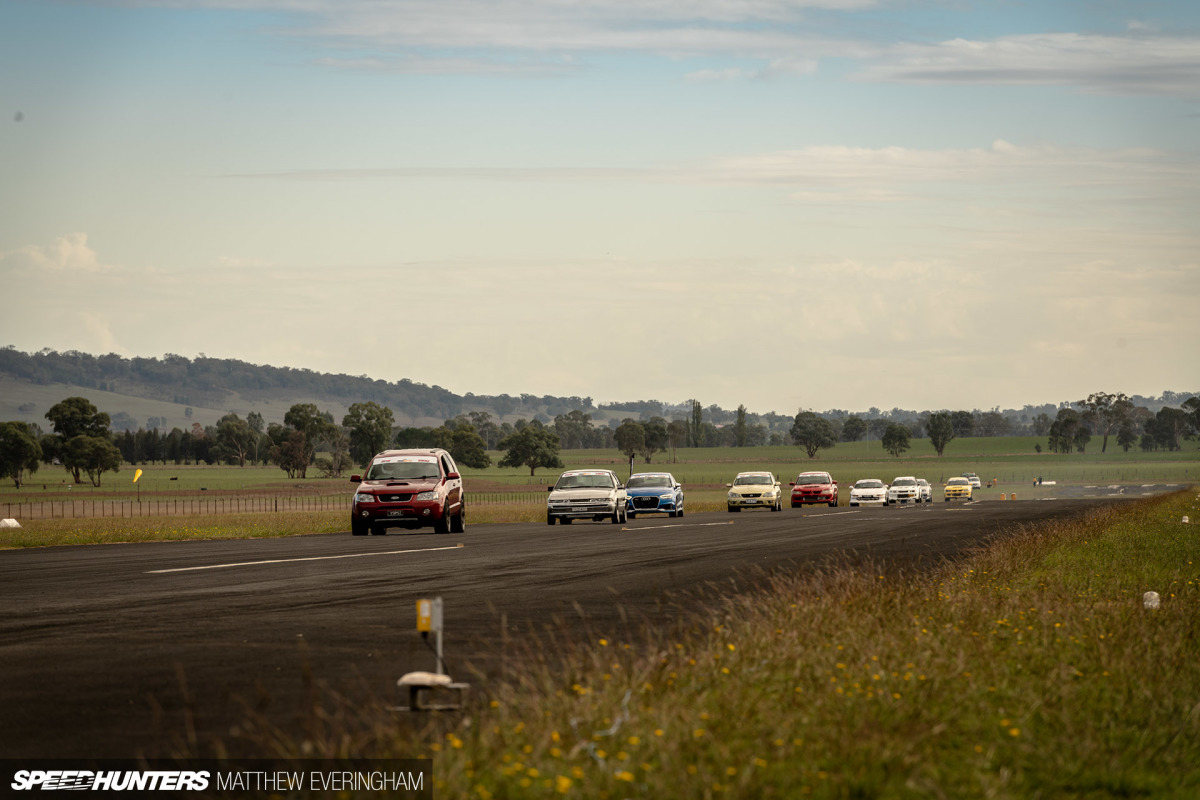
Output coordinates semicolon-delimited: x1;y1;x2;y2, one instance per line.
387;510;406;517
746;500;760;504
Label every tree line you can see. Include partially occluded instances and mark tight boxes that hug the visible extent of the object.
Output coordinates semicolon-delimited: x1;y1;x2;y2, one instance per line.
3;391;1199;488
6;346;1195;438
785;392;1200;461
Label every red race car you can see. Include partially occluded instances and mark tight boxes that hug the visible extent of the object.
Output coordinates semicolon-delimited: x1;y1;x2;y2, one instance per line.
790;471;838;508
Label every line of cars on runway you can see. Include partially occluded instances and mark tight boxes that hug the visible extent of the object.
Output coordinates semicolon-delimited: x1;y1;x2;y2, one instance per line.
731;470;973;510
348;448;978;534
543;466;978;524
800;472;981;507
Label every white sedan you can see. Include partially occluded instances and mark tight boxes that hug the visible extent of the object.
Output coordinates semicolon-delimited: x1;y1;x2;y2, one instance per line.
887;476;923;505
547;469;628;525
849;479;888;506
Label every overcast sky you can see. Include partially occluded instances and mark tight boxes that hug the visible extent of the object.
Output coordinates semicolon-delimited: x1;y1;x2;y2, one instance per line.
2;0;1198;415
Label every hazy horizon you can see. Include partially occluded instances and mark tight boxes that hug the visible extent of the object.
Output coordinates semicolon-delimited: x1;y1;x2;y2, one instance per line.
3;1;1197;414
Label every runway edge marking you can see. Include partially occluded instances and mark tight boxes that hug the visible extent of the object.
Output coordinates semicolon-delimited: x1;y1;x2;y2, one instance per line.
145;544;464;574
622;521;736;531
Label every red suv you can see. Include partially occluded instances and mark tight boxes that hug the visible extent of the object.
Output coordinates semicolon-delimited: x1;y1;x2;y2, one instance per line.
350;449;464;535
790;471;838;508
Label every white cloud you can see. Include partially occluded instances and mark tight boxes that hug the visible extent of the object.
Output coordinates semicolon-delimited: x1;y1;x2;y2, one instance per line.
119;0;872;76
226;140;1199;202
80;313;126;355
854;33;1200;97
709;140;1197;191
685;66;754;82
0;233;110;273
686;57;817;81
313;54;579;77
217;255;276;268
69;0;1200;97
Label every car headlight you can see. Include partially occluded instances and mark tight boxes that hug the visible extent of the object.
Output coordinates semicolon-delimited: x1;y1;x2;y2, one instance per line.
354;493;375;503
414;491;438;501
728;491;738;499
660;493;674;499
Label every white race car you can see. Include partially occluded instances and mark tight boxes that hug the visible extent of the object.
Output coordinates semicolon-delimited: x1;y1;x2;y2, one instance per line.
547;469;628;525
916;478;933;503
849;479;888;507
887;476;923;505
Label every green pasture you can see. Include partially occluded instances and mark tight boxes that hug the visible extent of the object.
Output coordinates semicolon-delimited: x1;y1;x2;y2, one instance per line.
473;437;1200;490
4;437;1196;505
1;464;350;500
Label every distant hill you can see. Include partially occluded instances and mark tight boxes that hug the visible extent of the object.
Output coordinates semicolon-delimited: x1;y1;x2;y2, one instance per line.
0;346;1194;435
0;347;596;431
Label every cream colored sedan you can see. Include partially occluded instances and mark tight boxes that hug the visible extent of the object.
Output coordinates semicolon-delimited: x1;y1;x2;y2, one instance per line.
726;472;783;512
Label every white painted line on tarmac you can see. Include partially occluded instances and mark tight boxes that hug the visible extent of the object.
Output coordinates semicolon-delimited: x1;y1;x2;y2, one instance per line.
146;544;464;574
623;521;736;531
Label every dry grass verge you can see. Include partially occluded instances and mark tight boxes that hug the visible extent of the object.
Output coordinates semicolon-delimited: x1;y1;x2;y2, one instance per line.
220;491;1200;799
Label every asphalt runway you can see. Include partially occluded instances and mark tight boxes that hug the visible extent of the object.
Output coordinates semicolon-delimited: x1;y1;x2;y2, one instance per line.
0;498;1117;758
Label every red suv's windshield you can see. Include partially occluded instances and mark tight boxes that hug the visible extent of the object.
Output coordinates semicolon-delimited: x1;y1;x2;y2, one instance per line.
366;459;441;481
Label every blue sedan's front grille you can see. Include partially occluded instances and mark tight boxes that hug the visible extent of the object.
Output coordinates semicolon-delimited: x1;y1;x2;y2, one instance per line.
632;496;660;509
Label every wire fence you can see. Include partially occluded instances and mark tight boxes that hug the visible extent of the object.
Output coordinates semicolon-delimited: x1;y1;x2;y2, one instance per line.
5;470;1191;521
470;492;546;506
2;492;553;520
3;495;350;520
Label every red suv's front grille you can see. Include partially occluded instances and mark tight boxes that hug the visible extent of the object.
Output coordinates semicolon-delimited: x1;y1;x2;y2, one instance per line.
378;493;413;502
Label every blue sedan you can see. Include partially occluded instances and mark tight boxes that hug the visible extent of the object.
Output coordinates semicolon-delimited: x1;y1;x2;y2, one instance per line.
625;472;684;518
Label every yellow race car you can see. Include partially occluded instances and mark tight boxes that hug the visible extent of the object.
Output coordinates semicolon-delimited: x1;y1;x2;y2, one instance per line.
943;476;973;502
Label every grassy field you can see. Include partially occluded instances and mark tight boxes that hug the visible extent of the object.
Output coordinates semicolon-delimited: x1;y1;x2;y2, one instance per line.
235;490;1200;798
0;500;615;548
2;464;351;498
2;439;1196;549
478;438;1200;491
0;511;349;548
5;437;1195;501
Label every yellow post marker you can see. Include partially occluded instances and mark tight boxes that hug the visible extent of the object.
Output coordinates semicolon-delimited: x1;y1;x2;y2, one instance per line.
398;595;468;711
134;468;143;503
416;597;445;673
417;599;433;632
